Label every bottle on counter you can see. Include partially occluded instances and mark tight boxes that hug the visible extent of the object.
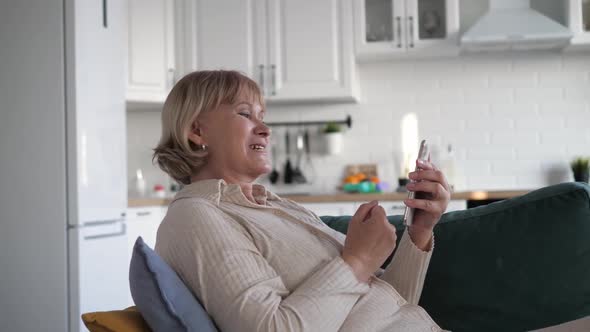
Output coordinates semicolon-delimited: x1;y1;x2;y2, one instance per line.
132;168;147;198
153;184;166;198
440;144;457;192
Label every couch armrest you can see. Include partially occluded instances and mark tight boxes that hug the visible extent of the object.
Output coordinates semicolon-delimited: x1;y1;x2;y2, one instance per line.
422;182;590;332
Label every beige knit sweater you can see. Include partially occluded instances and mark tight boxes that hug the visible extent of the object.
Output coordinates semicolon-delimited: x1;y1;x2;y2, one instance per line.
155;179;443;332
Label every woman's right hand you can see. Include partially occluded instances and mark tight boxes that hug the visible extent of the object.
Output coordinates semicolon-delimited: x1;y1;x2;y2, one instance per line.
341;201;397;283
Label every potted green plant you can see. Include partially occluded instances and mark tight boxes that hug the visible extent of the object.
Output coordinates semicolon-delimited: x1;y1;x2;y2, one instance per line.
571;157;590;183
323;122;343;155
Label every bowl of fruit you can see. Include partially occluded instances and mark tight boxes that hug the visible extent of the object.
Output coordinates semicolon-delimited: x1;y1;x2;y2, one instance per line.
342;164;389;193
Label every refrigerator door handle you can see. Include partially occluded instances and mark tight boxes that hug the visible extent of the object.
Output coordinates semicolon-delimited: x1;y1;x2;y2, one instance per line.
82;219;123;227
84;222;126;240
67;218;123;229
74;219;127;240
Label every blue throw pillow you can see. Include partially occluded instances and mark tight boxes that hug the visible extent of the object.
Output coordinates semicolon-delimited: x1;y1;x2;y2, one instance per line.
129;236;218;332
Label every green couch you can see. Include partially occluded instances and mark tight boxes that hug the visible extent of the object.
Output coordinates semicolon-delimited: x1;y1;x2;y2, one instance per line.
321;182;590;332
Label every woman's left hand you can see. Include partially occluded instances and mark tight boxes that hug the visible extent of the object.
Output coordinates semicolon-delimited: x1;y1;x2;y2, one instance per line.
404;159;451;250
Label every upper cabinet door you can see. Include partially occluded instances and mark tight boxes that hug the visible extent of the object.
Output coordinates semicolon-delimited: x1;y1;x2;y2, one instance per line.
354;0;459;61
127;0;360;105
126;0;175;104
405;0;459;52
354;0;407;58
189;0;262;82
265;0;359;102
568;0;590;46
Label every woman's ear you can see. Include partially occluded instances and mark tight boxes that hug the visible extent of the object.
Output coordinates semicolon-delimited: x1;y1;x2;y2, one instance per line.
187;121;205;146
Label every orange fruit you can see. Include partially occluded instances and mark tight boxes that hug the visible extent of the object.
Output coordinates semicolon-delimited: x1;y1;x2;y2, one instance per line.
344;176;359;184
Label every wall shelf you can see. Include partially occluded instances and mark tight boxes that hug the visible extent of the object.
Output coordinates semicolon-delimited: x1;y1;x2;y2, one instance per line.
266;115;352;129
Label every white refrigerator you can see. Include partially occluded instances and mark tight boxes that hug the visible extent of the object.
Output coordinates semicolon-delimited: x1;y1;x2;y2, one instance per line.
0;1;131;331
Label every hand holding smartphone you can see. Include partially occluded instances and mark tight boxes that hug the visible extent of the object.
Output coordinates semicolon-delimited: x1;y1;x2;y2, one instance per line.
403;140;429;227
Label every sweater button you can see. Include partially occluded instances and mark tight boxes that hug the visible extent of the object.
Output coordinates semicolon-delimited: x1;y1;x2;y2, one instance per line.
431;326;438;331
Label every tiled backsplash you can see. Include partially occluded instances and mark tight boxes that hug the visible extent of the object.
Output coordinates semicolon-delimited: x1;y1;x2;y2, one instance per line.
127;52;590;195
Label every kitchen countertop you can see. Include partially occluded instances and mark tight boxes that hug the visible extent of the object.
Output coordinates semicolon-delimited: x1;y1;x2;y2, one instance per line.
128;189;532;208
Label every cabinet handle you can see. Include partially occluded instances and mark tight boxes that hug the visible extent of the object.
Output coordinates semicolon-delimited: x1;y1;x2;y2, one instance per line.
270;64;276;96
408;16;415;48
137;211;152;217
167;68;176;89
258;64;265;94
396;16;402;48
102;0;108;28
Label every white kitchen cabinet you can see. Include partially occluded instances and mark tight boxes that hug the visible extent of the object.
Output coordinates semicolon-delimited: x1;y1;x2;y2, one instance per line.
300;202;356;217
264;0;359;102
183;0;359;103
126;0;176;105
373;200;408;215
351;200;407;216
354;0;460;61
446;199;467;212
567;0;590;47
182;0;260;83
301;199;466;219
127;206;167;250
126;206;168;304
354;199;466;216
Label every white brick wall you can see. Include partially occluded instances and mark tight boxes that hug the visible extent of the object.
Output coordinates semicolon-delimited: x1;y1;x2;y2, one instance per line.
127;53;590;194
126;109;167;194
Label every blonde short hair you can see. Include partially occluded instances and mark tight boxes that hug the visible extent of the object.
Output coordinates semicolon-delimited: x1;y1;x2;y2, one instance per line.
153;70;263;184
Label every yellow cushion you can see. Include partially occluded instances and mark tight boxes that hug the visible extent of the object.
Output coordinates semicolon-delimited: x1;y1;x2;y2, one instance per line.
81;306;152;332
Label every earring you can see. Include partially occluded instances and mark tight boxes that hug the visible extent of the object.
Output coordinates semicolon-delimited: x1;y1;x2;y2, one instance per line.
198;144;208;151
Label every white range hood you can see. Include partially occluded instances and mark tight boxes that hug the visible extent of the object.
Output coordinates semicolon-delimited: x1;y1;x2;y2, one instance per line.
461;0;573;52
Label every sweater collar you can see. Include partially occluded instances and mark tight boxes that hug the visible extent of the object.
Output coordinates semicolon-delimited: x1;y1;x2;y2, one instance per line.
172;178;282;207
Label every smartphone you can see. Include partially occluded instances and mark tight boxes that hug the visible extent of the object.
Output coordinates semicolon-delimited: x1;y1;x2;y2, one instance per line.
403;140;429;227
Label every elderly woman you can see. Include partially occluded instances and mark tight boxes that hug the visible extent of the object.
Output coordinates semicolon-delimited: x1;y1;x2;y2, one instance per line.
153;70;451;332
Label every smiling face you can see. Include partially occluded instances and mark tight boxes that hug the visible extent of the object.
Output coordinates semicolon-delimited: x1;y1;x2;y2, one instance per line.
189;87;271;184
